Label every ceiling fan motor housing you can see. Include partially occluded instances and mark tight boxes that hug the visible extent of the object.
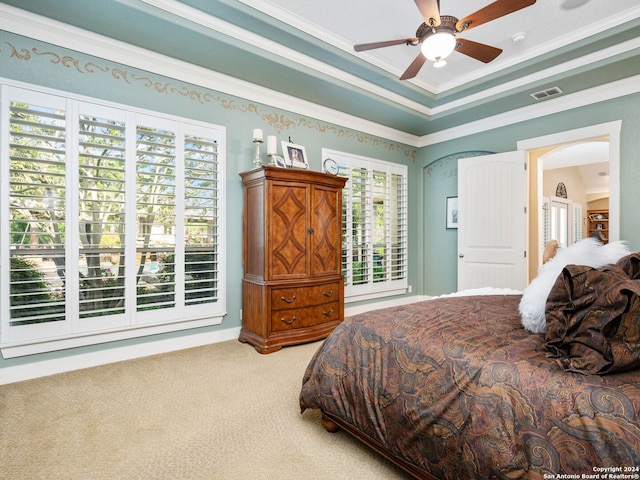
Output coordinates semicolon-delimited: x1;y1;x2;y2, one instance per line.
416;15;459;39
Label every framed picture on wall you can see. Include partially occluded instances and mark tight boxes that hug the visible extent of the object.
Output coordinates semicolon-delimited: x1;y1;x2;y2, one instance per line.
446;196;458;229
281;141;308;169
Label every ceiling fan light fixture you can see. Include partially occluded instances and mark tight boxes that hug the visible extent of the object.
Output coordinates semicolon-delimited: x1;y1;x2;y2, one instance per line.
433;59;447;68
420;31;456;61
354;2;537;80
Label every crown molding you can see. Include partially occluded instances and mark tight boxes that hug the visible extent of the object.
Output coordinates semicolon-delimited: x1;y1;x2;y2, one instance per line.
429;37;640;115
240;0;640;95
0;3;420;146
420;75;640;146
140;0;430;117
430;5;640;93
0;3;637;149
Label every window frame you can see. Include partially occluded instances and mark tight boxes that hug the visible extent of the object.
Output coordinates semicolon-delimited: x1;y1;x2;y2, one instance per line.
322;148;408;303
0;82;226;358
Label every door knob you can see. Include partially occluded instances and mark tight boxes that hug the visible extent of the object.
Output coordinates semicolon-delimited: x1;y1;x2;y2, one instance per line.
459;253;464;258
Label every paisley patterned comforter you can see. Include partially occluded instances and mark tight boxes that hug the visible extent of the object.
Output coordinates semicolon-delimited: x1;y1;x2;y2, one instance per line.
299;294;640;479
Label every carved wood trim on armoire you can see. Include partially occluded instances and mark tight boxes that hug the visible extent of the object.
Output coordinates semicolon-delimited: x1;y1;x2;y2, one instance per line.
239;166;347;353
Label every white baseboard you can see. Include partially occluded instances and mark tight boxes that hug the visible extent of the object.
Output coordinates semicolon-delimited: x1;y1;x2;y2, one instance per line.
0;327;241;385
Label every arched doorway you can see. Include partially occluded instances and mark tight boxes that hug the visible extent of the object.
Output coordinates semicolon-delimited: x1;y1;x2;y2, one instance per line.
518;121;620;280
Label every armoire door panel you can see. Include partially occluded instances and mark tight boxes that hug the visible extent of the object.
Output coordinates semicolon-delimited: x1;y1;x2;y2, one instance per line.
312;187;341;276
270;183;310;279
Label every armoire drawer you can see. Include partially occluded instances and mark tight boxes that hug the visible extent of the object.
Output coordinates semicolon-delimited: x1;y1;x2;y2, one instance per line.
271;282;340;310
271;301;341;332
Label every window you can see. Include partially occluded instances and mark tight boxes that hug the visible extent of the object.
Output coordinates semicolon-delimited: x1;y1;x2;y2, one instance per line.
322;149;408;302
542;196;583;248
1;85;225;355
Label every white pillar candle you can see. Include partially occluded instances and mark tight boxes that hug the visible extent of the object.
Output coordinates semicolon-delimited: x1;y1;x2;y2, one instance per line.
266;135;277;155
252;128;263;141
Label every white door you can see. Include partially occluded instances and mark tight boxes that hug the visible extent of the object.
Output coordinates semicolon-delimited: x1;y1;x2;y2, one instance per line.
457;151;527;291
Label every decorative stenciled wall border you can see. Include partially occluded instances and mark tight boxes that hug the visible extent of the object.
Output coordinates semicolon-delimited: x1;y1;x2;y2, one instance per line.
3;40;416;162
425;151;494;179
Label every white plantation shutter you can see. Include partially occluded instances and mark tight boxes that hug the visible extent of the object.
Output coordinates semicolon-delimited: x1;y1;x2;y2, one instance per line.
542;196;551;246
372;169;388;283
8;97;67;331
346;167;371;286
1;85;225;354
135;124;177;312
326;149;408;301
78;112;127;321
390;171;407;281
183;135;220;306
573;202;583;242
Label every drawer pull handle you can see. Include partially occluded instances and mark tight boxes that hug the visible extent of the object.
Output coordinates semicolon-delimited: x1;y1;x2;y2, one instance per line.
323;309;333;317
281;316;296;325
280;295;296;304
323;289;334;297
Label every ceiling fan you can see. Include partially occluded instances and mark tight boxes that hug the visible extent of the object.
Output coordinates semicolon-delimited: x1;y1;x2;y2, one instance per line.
354;0;537;80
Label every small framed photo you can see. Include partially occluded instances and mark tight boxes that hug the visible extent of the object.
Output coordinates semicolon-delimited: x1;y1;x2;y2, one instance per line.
446;196;458;229
272;155;287;168
281;141;308;169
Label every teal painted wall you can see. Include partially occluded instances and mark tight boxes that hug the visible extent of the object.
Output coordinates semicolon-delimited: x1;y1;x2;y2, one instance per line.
1;29;638;370
420;93;640;295
0;31;419;369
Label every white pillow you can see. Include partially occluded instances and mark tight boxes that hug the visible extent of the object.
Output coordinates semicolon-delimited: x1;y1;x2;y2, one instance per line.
519;238;630;333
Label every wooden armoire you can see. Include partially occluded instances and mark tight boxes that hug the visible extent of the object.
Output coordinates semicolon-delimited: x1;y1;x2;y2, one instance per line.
239;166;347;353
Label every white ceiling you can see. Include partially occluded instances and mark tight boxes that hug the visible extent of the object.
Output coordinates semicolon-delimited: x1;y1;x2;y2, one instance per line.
242;0;640;94
542;141;609;194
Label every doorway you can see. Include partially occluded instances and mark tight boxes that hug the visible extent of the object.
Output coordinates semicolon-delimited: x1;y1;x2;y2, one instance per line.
518;121;621;280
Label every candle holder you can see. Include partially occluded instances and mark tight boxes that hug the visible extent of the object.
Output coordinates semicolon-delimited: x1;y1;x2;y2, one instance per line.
266;135;277;165
253;138;263;167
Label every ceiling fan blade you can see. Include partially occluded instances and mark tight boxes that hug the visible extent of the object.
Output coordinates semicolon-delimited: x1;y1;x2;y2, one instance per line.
455;38;502;63
354;37;418;52
456;0;536;32
400;52;427;80
414;0;441;27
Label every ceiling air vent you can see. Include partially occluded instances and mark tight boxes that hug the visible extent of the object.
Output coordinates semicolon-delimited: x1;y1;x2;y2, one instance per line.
530;86;563;100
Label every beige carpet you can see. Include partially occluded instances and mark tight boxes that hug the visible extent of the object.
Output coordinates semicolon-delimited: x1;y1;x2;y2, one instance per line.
0;339;412;480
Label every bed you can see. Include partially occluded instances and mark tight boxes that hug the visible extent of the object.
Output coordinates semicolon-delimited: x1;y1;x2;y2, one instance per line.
299;252;640;479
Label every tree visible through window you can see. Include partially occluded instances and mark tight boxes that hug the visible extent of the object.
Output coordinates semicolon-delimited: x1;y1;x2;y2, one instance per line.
322;149;408;301
2;86;225;351
78;113;126;319
9;100;67;326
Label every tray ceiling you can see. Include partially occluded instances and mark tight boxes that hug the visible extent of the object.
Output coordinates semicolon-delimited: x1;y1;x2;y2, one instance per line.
1;0;639;137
